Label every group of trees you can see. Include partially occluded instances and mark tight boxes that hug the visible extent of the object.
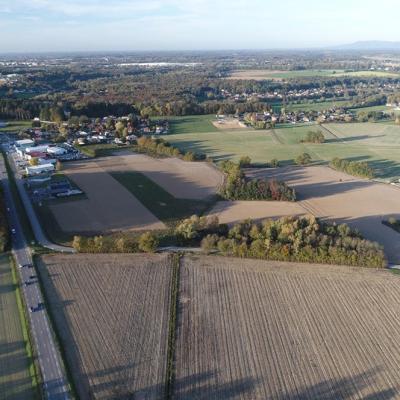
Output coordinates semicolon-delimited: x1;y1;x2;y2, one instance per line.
219;160;296;201
136;136;206;161
72;231;159;253
330;157;375;179
70;213;386;268
200;215;386;268
301;130;325;144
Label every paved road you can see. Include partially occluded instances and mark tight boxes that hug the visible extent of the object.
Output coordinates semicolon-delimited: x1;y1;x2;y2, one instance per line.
7;149;74;253
1;154;71;399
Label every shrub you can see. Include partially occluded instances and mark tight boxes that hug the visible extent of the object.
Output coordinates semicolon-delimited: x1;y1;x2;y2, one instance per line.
238;156;252;168
295;153;312;165
330;157;375;179
138;232;159;253
270;158;279;168
302;130;325;144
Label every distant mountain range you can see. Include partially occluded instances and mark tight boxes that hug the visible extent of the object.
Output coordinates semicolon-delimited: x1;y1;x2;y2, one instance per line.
334;41;400;51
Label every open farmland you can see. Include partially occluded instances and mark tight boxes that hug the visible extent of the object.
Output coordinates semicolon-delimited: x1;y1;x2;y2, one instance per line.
49;158;166;235
0;255;35;400
246;165;400;263
38;253;174;400
175;255;400;399
227;69;400;80
209;200;305;225
163;121;400;181
97;152;223;200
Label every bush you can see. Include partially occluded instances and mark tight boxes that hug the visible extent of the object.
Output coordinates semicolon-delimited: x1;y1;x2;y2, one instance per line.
330;157;375;179
302;130;325;144
138;232;159;253
270;158;279;168
295;153;312;165
238;155;252;168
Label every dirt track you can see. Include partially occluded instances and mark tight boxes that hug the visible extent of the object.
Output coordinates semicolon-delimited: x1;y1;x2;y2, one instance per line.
50;159;165;234
98;152;224;200
175;255;400;399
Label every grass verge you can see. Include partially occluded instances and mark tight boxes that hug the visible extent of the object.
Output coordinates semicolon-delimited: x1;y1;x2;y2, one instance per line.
111;171;216;226
10;254;42;400
165;253;180;399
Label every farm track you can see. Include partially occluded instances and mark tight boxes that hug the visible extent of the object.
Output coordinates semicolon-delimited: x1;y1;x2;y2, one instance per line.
174;255;400;399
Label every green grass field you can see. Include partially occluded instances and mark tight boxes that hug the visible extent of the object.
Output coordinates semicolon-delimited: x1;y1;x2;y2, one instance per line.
287;99;352;112
111;171;214;226
162;117;400;182
165;115;218;135
0;121;32;133
0;255;36;400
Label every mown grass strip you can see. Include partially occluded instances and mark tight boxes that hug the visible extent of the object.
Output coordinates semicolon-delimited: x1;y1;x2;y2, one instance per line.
10;254;42;400
165;253;181;399
111;171;214;226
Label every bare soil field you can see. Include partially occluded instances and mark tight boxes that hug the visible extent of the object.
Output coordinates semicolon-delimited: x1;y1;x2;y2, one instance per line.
38;253;174;400
212;118;247;130
242;165;400;263
175;255;400;399
50;159;165;234
98;152;224;200
208;200;305;225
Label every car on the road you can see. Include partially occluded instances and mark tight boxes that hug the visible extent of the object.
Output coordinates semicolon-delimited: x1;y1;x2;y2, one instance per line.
24;263;33;269
6;207;10;212
11;228;16;234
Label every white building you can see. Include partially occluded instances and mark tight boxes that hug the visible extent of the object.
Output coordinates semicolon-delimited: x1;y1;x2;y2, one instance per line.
15;139;34;149
25;163;55;176
47;146;67;156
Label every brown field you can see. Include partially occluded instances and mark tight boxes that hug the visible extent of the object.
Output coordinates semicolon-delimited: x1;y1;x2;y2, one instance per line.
209;200;305;225
175;255;400;399
50;159;166;234
210;165;400;263
212;118;247;130
38;253;173;400
98;152;224;200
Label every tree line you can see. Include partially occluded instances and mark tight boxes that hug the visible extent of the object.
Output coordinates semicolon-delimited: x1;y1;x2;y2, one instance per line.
330;157;375;179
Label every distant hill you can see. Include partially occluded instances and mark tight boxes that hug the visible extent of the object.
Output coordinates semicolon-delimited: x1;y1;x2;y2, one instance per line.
335;41;400;51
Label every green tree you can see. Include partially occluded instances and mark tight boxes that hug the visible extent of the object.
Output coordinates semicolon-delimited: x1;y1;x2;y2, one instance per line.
138;232;159;253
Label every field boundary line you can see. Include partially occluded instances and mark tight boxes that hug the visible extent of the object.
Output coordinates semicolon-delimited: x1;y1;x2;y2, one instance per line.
165;253;181;399
10;254;42;400
270;129;284;144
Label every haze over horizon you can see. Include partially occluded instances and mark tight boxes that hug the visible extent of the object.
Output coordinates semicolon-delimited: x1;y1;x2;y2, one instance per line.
0;0;399;53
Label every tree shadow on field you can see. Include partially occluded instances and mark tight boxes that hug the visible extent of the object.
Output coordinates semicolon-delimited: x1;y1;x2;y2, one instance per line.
325;134;384;143
281;370;398;400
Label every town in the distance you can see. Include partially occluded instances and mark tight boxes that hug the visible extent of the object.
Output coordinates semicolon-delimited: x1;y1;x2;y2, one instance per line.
2;5;400;399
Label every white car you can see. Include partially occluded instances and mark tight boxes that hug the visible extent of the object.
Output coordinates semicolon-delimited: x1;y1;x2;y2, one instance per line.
11;228;16;234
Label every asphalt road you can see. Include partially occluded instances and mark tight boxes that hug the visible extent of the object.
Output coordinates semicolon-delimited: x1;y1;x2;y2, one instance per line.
0;153;71;399
7;149;74;253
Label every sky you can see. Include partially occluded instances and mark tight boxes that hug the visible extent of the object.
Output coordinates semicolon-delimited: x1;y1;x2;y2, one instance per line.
0;0;399;53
